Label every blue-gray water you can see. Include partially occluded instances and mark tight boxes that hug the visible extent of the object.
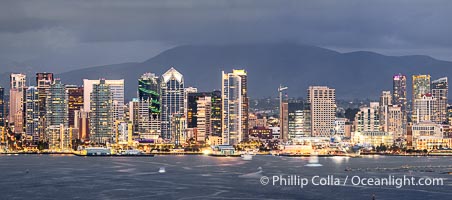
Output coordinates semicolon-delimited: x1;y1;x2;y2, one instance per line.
0;155;451;200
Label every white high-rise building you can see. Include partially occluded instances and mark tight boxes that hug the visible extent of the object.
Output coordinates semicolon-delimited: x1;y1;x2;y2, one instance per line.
222;69;248;145
83;79;124;121
307;86;336;136
413;93;435;124
160;67;185;140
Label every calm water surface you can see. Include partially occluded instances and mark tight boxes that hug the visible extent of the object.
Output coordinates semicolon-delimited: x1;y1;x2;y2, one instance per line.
0;155;451;200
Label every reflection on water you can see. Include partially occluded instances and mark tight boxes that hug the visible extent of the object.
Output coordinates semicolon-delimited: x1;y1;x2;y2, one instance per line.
0;155;451;200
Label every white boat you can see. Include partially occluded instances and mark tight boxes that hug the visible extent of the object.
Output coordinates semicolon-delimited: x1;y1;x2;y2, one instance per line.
241;153;253;161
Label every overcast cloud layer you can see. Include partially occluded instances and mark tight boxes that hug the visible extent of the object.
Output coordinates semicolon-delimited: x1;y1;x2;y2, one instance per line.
1;0;452;72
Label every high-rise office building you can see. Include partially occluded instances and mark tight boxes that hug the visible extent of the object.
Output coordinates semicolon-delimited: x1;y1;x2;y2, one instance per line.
210;90;222;137
288;102;311;138
379;91;392;132
25;86;40;142
36;72;54;140
160;67;185;140
83;79;124;121
9;73;26;133
90;79;114;144
138;73;161;121
0;87;4;127
393;74;407;134
187;92;213;141
222;69;249;145
307;86;336;136
431;77;448;124
45;79;68;128
67;86;84;127
412;74;431;123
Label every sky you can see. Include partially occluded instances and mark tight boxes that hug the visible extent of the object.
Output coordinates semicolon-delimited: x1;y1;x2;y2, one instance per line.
1;0;452;73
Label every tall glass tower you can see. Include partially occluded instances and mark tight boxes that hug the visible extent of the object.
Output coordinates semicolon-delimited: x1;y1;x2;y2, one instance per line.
160;67;184;140
45;79;68;128
90;79;114;144
26;86;40;142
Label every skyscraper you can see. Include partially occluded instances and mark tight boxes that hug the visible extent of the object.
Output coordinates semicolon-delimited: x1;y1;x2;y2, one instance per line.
45;79;68;128
393;74;407;135
0;87;4;127
308;86;336;136
83;79;124;121
210;90;222;137
431;77;448;124
67;85;84;127
90;79;114;144
138;73;161;120
160;67;185;140
36;72;54;140
222;69;249;145
25;86;39;142
379;91;392;132
412;74;431;123
9;73;26;133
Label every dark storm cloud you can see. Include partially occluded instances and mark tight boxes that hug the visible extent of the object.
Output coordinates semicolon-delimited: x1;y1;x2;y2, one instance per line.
0;0;452;69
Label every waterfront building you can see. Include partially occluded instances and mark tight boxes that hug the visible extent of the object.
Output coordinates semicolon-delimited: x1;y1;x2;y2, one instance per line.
222;69;249;145
74;109;90;141
308;86;336;136
25;87;40;142
288;102;311;138
67;85;84;128
46;124;76;151
355;105;380;132
210;90;222;137
83;79;124;121
431;77;448;124
352;131;393;147
412;93;434;124
187;92;220;141
45;79;68;128
411;121;444;150
9;73;26;134
89;79;114;144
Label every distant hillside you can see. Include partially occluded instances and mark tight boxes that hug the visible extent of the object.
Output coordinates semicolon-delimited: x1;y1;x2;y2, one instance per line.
1;43;452;100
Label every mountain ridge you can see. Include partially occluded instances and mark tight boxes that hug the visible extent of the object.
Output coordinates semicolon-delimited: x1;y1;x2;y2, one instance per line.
1;43;451;100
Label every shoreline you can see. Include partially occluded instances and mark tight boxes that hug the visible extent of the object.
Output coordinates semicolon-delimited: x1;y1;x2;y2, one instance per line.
1;152;452;157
